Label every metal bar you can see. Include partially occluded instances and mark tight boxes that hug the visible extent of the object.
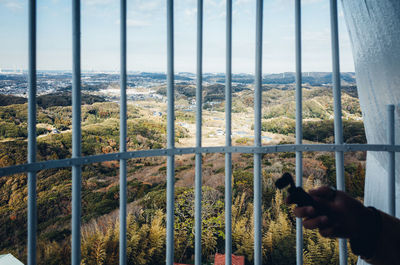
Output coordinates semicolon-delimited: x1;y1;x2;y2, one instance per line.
295;0;303;264
387;104;395;216
195;0;203;264
119;0;127;263
330;0;344;198
166;0;175;264
329;0;347;264
71;0;82;263
254;0;263;264
27;0;37;264
3;144;400;177
225;0;232;264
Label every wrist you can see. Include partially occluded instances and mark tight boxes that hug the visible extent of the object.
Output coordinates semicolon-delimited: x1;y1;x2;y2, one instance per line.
349;206;382;259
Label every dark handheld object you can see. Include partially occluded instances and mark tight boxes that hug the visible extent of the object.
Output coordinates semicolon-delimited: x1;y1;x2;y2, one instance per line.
275;172;316;207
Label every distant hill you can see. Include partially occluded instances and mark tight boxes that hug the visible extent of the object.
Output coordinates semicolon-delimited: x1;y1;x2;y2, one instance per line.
36;91;106;108
156;83;250;102
0;94;27;106
201;72;357;86
0;92;106;108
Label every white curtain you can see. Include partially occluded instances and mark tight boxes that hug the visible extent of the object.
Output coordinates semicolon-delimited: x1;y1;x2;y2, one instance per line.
341;0;400;264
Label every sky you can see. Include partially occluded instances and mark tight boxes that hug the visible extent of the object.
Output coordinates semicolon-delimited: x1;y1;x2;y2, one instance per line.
0;0;354;73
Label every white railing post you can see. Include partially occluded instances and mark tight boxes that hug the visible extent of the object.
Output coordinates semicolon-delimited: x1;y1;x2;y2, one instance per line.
295;0;303;264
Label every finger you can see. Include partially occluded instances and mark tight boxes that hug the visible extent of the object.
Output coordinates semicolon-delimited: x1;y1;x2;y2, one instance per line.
285;194;293;205
303;215;329;230
312;196;334;211
319;226;336;238
309;186;336;200
293;206;316;218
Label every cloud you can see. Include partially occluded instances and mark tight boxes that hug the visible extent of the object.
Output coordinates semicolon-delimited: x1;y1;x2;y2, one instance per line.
206;0;224;8
127;19;151;27
84;0;113;6
236;0;251;5
184;8;197;17
302;0;323;4
276;0;323;4
0;0;23;10
6;2;22;9
273;0;322;7
137;1;160;12
115;18;151;27
303;28;330;42
127;0;164;22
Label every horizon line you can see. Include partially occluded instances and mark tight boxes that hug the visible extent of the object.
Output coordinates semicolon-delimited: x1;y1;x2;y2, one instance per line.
0;69;355;75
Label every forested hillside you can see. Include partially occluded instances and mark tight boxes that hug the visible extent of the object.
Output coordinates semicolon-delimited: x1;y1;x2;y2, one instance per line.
0;86;366;264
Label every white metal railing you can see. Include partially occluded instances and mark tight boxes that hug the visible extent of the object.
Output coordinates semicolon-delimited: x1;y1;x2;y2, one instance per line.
0;0;397;265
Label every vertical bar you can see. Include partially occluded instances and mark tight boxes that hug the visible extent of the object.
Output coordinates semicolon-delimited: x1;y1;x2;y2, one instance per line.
387;104;395;216
225;0;232;264
329;0;347;264
253;0;263;264
71;0;82;264
119;0;127;264
166;0;175;264
195;0;203;264
295;1;303;265
27;1;37;264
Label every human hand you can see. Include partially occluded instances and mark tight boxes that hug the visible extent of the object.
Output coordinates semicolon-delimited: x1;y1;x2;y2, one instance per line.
287;186;373;239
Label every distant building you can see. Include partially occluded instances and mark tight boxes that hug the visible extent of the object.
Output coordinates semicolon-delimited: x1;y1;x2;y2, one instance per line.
214;253;245;265
216;129;225;136
177;122;189;129
52;129;60;134
153;111;162;117
0;254;24;265
182;108;194;112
